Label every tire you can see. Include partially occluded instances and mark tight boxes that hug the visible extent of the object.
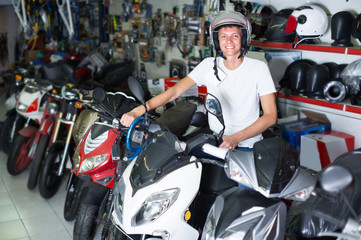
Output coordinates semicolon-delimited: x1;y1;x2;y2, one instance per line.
64;175;83;221
38;146;64;199
0;113;25;154
7;135;32;175
107;224;127;240
27;134;49;189
73;203;99;240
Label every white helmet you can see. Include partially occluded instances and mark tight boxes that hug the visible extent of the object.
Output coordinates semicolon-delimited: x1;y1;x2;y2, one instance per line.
210;11;252;57
291;5;328;38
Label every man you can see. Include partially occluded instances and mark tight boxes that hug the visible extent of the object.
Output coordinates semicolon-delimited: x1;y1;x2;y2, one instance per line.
121;11;277;149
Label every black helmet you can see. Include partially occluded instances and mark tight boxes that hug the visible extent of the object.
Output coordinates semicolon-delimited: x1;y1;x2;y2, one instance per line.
265;9;297;42
306;64;330;98
289;61;312;96
248;5;275;40
280;59;316;89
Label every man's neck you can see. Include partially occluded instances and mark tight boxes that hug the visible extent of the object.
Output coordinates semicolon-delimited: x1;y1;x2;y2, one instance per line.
223;55;244;70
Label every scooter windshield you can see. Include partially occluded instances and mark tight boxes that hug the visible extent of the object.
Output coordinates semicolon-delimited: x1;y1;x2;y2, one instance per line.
130;130;189;190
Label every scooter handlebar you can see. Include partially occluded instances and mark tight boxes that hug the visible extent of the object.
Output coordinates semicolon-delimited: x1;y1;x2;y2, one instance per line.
202;143;228;160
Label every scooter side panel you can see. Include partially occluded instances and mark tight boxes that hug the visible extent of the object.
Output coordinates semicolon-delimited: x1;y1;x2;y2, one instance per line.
115;160;202;240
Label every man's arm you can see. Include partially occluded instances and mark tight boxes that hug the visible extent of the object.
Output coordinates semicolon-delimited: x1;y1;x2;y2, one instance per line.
120;76;196;127
220;93;277;149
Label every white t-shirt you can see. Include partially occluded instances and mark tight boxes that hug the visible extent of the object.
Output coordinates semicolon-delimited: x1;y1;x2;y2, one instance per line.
188;56;276;148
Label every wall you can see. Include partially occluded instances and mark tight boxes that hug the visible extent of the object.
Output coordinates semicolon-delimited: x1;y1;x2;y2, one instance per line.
109;0;361;79
0;5;21;83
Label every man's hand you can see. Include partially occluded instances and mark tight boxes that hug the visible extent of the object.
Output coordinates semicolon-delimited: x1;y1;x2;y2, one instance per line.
120;105;145;127
220;134;239;149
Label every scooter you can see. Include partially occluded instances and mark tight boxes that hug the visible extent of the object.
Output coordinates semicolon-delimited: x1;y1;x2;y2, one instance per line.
6;79;51;175
286;149;361;239
196;93;319;240
1;67;34;153
315;164;361;240
107;80;238;240
71;87;138;240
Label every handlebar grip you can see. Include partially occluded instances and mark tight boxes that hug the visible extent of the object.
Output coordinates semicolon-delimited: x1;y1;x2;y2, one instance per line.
97;112;114;122
202;144;228;159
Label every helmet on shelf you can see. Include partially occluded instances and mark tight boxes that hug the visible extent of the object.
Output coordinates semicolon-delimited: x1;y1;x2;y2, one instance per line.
291;5;328;44
210;10;252;57
306;64;330;99
265;9;297;43
341;59;361;95
248;5;275;40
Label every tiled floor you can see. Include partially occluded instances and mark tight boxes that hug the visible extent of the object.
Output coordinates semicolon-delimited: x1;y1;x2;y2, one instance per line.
0;156;74;240
0;89;105;240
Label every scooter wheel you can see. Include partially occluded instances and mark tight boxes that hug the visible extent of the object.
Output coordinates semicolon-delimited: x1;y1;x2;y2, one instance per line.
38;147;64;199
7;135;32;175
73;203;99;240
27;134;49;190
63;175;83;221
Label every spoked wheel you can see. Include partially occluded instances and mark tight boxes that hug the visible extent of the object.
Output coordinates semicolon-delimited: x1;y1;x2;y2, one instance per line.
64;174;83;221
38;146;65;199
7;135;33;175
73;203;99;240
27;134;49;189
1;113;26;154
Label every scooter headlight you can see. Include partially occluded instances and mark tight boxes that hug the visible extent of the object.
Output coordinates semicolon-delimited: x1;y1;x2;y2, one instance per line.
78;154;108;173
226;160;253;189
203;208;262;240
282;186;314;201
134;188;179;226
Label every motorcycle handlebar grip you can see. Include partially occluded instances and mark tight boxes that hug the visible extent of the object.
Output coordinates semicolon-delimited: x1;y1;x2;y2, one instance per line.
202;143;228;159
98;112;113;122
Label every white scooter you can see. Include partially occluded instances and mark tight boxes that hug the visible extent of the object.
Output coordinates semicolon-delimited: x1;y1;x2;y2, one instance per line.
107;80;235;240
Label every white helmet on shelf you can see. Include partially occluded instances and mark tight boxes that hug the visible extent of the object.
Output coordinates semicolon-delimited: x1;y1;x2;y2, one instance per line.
291;4;328;38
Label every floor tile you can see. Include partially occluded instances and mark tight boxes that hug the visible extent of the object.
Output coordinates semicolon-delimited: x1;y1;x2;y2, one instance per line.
0;220;28;240
0;204;20;223
22;214;67;237
0;192;12;206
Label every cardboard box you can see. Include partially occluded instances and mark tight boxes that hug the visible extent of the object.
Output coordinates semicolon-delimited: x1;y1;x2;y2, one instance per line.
300;131;354;171
281;110;331;151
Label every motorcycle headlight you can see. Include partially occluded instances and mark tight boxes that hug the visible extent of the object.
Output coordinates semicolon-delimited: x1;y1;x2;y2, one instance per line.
226;160;252;189
134;188;179;226
115;179;126;223
17;103;28;112
78;154;108;173
46;101;59;115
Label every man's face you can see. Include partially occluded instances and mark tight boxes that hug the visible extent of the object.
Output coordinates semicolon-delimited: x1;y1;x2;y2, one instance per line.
218;26;242;57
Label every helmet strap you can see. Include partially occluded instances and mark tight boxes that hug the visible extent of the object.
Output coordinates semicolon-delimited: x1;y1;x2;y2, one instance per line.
213;57;222;82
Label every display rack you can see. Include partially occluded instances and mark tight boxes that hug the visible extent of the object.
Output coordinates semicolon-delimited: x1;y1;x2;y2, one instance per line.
250;40;361;56
277;92;361;115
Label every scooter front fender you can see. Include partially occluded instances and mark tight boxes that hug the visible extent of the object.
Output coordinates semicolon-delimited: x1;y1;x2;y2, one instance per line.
39;117;55;135
18;125;38;138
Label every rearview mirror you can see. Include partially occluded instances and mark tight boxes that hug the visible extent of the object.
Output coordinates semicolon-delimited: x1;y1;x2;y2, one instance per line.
205;93;225;140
